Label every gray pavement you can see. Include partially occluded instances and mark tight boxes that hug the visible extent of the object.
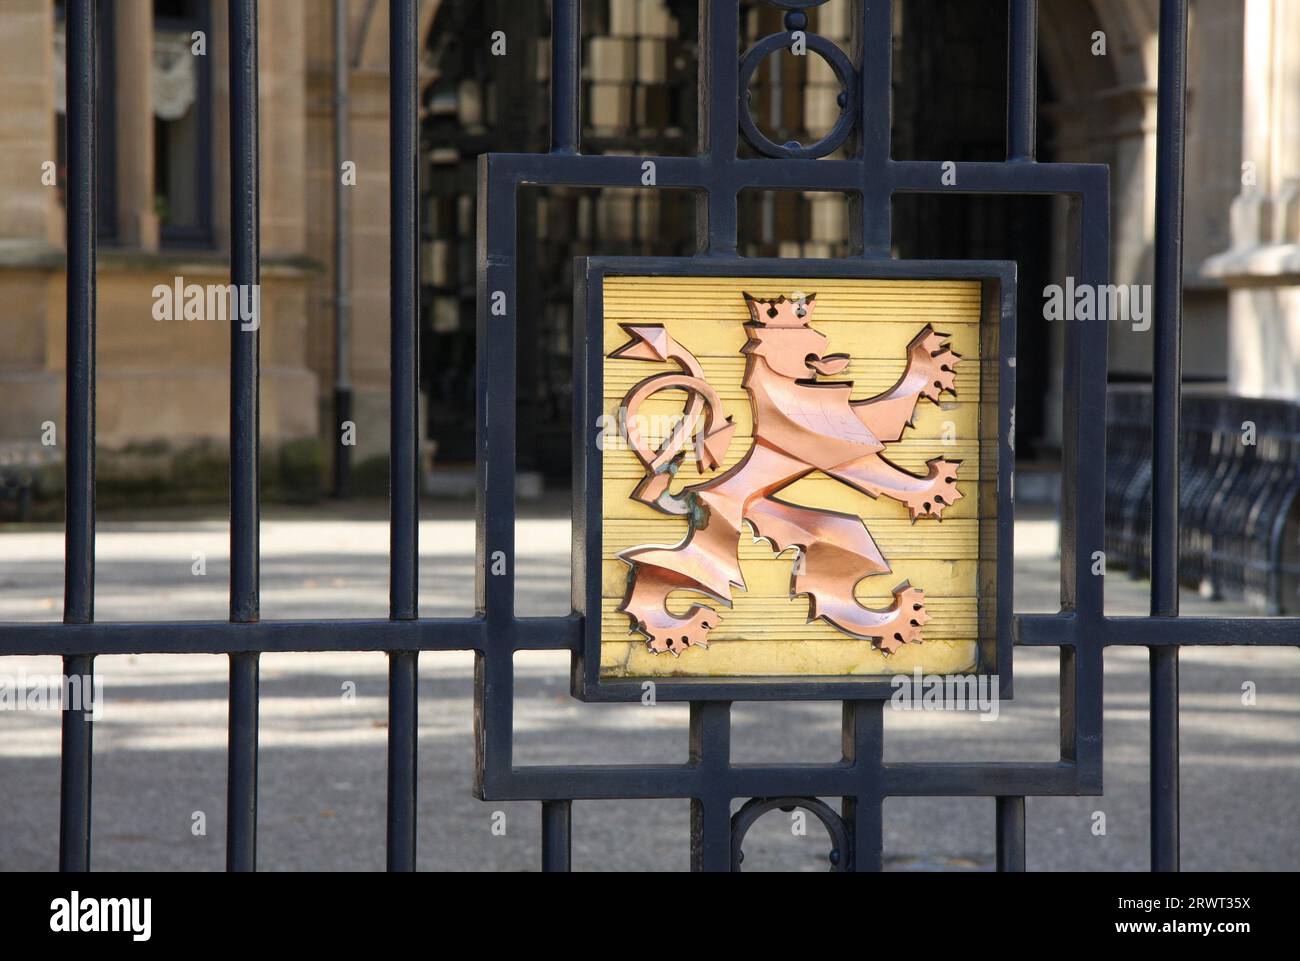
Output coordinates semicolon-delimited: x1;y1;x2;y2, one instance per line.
0;499;1296;871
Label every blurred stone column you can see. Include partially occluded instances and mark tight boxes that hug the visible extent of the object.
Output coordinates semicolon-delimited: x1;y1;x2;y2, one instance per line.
1202;0;1300;400
0;0;59;246
0;1;61;445
115;0;159;249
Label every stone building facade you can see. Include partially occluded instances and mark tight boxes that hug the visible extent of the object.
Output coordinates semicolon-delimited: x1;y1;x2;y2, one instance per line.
0;0;1292;498
4;2;315;496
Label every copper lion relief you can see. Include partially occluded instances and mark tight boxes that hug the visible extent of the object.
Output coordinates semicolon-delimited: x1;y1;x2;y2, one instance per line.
610;290;963;659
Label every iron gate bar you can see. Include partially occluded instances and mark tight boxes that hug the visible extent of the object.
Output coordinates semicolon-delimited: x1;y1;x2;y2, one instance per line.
550;0;580;154
481;153;1114;194
540;799;573;871
38;608;1300;655
12;0;1294;873
995;795;1026;872
60;0;97;875
227;0;261;874
690;701;731;872
387;0;420;874
1013;614;1300;647
701;0;740;253
1006;0;1037;163
468;758;1079;803
1150;0;1188;873
0;616;573;657
851;0;890;255
840;700;883;873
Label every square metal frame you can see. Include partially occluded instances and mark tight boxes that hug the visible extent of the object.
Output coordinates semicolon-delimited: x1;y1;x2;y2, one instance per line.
572;255;1018;702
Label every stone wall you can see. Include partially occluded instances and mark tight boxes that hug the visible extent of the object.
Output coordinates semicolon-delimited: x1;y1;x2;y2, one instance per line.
0;0;322;500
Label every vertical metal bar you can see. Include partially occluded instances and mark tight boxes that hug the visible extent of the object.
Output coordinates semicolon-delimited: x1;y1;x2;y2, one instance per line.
387;0;420;872
472;156;518;793
229;0;261;627
697;0;738;253
59;654;95;872
1149;646;1180;869
332;0;353;498
60;0;97;874
1150;0;1187;873
852;0;892;257
226;0;261;873
474;203;517;617
699;0;738;164
841;701;883;872
390;0;419;624
550;0;580;153
226;654;259;871
387;650;418;870
1058;183;1108;789
541;800;573;871
1006;0;1037;161
856;0;892;163
995;796;1026;871
689;701;731;872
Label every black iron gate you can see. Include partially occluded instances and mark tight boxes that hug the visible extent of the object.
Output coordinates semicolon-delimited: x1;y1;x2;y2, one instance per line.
9;0;1298;873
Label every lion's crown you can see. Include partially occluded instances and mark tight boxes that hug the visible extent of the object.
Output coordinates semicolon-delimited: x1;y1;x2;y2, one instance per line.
742;292;817;328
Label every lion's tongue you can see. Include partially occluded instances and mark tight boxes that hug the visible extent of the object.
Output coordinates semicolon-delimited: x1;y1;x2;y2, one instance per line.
808;355;850;376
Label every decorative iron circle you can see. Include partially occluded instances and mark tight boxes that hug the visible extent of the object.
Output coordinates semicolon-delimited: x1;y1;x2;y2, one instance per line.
730;796;853;871
738;31;858;160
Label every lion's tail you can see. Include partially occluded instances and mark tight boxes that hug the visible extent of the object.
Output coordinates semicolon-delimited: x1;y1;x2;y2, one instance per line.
610;326;736;512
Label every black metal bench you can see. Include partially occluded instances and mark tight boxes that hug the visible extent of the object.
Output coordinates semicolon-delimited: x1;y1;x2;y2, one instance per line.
1106;386;1300;613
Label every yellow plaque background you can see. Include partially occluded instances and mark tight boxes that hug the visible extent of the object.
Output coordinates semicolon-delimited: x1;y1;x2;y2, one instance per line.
600;276;988;678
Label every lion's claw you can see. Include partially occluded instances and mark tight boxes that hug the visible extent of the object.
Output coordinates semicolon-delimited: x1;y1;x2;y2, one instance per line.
639;607;719;656
910;328;961;404
902;458;963;520
878;583;929;654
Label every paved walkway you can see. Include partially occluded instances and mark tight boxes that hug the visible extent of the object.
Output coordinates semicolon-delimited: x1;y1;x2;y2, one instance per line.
0;501;1296;871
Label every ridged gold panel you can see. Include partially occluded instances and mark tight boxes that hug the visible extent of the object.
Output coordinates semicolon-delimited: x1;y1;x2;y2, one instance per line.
600;276;989;677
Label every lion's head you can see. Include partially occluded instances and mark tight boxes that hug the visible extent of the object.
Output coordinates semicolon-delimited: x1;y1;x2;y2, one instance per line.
741;292;851;380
